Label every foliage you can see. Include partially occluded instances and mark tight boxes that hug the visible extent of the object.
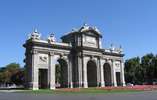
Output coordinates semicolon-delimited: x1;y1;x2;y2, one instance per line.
125;53;157;85
0;63;25;86
11;68;25;85
55;64;61;84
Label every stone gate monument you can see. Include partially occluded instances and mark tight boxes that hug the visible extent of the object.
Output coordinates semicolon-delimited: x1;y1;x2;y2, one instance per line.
23;24;125;90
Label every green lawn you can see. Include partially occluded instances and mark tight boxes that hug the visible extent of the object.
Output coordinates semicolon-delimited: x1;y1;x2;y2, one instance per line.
19;88;143;94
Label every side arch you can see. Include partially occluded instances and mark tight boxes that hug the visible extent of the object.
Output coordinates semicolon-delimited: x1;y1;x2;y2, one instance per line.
103;63;112;86
57;58;68;88
87;60;97;87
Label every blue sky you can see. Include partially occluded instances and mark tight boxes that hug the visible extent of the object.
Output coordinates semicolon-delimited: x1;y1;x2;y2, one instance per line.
0;0;157;67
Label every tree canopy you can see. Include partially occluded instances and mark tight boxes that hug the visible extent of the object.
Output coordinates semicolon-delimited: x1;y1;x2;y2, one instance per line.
0;63;24;86
125;53;157;85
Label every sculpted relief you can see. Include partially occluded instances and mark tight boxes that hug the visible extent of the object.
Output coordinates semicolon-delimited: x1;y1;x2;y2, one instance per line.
38;54;48;66
115;61;121;72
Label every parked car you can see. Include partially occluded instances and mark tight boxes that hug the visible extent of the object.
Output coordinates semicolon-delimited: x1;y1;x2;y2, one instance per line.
126;83;134;86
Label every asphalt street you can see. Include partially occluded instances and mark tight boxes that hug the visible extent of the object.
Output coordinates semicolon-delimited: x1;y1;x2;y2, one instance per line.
0;91;157;100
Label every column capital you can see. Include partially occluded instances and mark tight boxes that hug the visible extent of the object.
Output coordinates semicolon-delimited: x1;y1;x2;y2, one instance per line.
59;53;64;58
99;56;103;59
31;50;38;54
90;55;95;61
49;52;54;56
106;59;112;64
82;54;86;57
111;59;117;62
120;60;125;63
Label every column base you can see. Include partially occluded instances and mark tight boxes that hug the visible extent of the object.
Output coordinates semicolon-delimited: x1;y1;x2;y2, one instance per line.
101;82;105;87
114;84;117;87
121;82;126;86
83;82;88;88
31;82;39;90
49;82;56;90
79;82;83;88
112;82;117;87
32;87;39;90
70;82;73;88
50;87;56;90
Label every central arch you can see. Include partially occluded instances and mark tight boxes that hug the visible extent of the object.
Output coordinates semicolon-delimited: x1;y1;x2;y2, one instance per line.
103;63;112;86
87;60;97;87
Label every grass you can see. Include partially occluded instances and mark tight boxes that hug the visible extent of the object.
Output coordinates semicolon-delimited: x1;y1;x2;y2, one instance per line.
18;88;143;94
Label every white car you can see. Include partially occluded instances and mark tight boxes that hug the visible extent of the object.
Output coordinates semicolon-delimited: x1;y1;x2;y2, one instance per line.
126;83;134;86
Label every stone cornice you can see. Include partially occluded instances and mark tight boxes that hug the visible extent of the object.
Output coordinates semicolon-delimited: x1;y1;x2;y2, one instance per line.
75;46;124;57
24;39;124;58
24;40;72;50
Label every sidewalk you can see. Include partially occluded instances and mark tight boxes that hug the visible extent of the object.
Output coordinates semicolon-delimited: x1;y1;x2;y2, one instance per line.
0;90;24;93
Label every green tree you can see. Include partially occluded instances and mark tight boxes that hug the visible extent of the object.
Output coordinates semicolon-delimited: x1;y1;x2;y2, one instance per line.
125;57;141;84
141;53;155;84
125;53;157;85
0;67;6;84
11;68;25;85
125;57;142;84
0;63;21;85
153;55;157;80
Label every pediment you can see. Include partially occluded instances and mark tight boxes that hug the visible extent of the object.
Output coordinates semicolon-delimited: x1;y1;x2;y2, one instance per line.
79;25;102;37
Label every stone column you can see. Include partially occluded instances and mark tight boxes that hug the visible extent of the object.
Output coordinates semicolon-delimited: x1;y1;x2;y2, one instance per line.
83;56;88;88
120;61;126;86
31;50;39;90
100;59;105;87
67;55;73;88
97;58;101;87
68;55;73;88
111;60;117;87
49;52;56;90
78;56;82;88
66;58;70;88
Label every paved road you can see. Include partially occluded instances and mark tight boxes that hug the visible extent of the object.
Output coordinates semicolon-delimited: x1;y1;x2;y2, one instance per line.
0;91;157;100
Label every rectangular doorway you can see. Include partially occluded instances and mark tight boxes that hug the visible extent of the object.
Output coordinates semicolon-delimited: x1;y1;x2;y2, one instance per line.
39;69;48;89
116;72;121;86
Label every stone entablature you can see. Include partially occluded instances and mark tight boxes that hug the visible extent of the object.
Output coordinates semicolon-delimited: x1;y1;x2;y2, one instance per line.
23;24;125;90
